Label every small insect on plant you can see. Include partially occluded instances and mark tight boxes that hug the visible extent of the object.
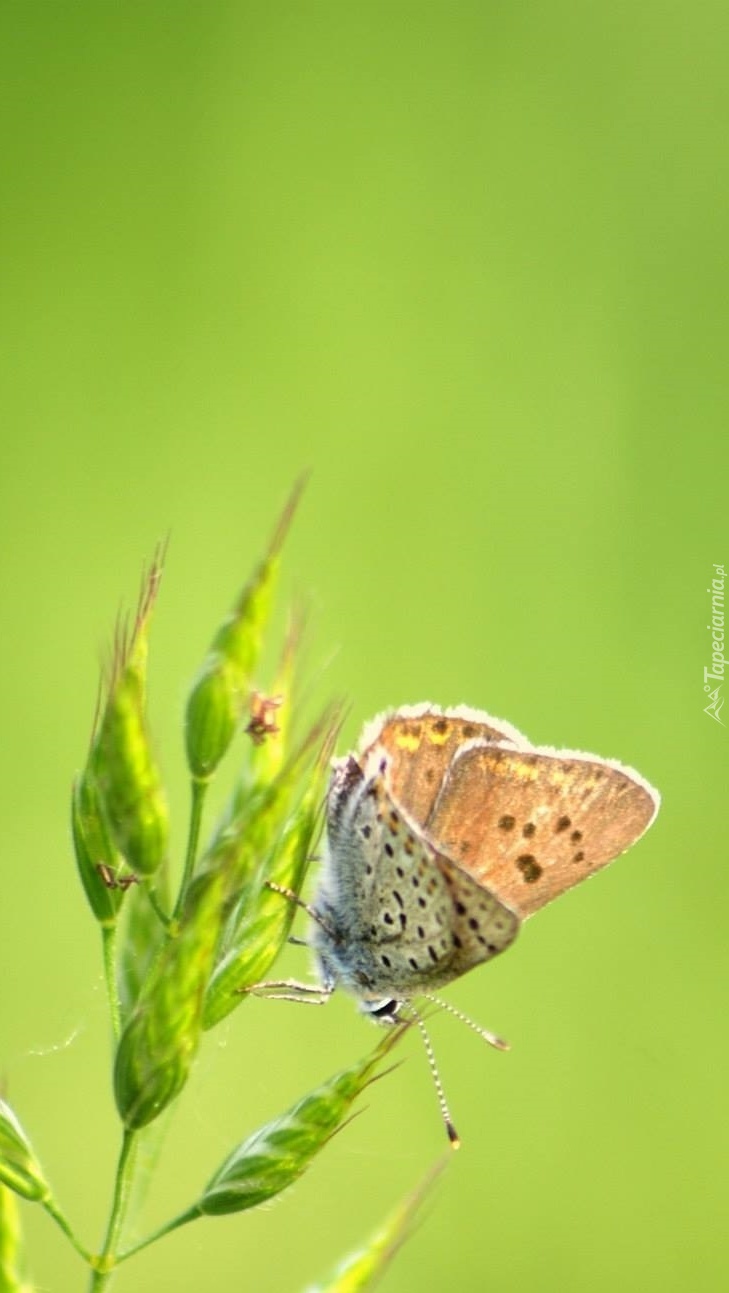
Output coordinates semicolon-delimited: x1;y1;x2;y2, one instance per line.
0;483;660;1291
259;703;659;1143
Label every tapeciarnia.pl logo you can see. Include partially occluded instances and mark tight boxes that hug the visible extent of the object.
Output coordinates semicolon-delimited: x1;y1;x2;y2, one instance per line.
704;563;726;725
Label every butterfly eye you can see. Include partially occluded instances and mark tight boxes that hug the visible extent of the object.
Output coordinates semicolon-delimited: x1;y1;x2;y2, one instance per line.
361;998;400;1020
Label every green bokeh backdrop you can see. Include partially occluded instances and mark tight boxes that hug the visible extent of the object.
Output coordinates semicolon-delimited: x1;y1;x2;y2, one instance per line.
1;4;726;1290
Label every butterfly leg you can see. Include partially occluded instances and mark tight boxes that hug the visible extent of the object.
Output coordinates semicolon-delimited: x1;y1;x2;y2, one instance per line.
245;977;334;1006
265;880;336;938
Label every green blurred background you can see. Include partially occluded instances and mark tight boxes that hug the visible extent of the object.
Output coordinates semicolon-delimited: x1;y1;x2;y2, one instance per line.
1;3;727;1290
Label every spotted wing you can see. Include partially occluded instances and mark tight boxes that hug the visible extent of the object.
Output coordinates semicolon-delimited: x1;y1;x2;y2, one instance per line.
423;741;659;919
359;704;527;829
318;755;518;999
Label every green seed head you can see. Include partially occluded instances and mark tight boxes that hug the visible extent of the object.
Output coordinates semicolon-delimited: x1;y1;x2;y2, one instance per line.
202;785;319;1026
92;551;169;878
114;868;226;1129
184;659;238;781
243;604;306;789
117;876;168;1017
71;770;126;925
198;1031;401;1216
0;1101;50;1205
202;706;341;1028
184;480;304;780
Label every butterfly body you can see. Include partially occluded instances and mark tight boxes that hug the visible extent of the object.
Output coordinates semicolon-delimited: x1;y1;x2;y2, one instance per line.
313;753;519;1006
311;704;659;1012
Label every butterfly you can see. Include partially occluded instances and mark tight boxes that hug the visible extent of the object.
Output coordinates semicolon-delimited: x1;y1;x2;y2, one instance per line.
311;704;659;1017
262;703;659;1143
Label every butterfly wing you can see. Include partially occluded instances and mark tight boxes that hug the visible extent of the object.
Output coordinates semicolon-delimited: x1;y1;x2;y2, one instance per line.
359;704;527;829
422;741;659;919
316;754;519;1000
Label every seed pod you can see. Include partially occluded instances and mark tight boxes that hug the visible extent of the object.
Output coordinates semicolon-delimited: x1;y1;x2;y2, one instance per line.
203;775;321;1028
199;761;296;962
114;867;225;1129
184;660;238;785
185;480;304;781
93;549;169;878
71;769;125;925
244;604;306;784
202;706;341;1028
198;1031;401;1216
0;1100;50;1205
117;872;168;1017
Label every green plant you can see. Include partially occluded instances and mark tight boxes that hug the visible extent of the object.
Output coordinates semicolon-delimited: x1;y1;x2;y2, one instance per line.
0;487;438;1291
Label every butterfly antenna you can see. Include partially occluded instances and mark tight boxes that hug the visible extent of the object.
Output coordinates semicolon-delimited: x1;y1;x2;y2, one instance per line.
422;993;510;1052
405;1003;460;1150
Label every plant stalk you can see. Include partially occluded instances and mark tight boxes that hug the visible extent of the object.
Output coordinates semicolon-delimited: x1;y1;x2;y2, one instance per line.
87;1129;137;1292
42;1195;94;1263
117;1204;201;1263
173;777;207;920
100;924;121;1041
